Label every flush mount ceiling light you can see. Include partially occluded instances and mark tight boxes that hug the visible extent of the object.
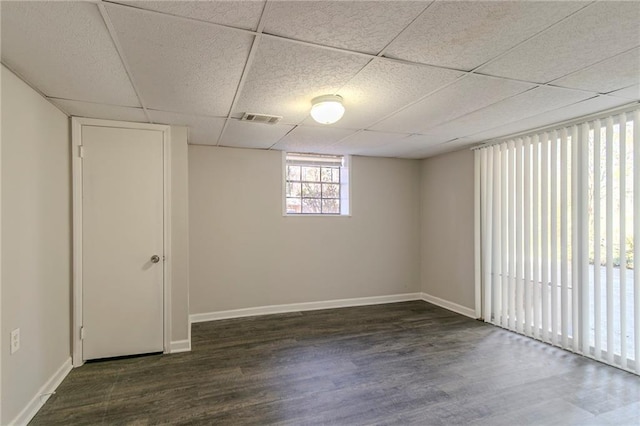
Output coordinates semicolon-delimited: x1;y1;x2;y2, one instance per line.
310;94;345;124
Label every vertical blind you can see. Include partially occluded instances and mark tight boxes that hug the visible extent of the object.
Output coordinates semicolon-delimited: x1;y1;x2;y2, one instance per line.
475;105;640;374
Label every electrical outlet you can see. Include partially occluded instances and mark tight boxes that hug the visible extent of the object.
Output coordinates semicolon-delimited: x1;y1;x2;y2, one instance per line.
10;328;20;354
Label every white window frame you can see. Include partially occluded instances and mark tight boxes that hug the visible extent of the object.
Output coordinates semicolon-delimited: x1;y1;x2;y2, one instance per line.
282;152;351;217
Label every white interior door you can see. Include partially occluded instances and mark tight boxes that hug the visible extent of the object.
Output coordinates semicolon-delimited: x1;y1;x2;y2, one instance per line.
82;125;164;360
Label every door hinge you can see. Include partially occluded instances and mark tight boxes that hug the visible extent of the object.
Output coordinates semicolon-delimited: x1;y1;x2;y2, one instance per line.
80;326;85;340
78;145;84;158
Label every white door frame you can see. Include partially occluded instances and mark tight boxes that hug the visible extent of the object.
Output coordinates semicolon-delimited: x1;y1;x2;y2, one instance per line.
71;117;172;367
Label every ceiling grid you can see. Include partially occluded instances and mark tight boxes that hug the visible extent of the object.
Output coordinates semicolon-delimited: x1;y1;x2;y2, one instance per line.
1;0;638;158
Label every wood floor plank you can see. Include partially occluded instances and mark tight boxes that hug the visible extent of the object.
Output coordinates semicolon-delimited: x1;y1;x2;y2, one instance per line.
30;301;640;425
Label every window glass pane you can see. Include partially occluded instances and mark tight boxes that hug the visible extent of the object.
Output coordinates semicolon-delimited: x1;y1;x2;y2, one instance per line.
321;167;333;182
286;182;301;197
322;199;340;214
287;165;301;181
302;183;321;197
286;198;301;214
322;183;339;198
331;168;340;183
302;198;321;213
302;166;320;182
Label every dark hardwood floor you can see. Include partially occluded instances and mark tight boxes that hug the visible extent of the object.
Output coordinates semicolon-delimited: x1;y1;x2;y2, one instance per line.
31;301;640;425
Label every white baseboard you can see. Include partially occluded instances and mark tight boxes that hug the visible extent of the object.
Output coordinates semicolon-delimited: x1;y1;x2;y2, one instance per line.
190;293;422;323
10;357;72;426
169;339;191;353
420;292;477;319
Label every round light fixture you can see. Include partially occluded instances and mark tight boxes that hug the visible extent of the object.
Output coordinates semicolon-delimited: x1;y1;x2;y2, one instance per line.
310;94;345;124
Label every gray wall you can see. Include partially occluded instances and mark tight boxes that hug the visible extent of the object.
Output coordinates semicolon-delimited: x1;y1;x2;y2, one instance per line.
170;126;190;342
1;65;71;424
420;149;475;310
188;146;422;314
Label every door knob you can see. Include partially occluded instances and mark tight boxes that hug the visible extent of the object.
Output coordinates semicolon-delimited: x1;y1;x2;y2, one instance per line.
150;255;161;263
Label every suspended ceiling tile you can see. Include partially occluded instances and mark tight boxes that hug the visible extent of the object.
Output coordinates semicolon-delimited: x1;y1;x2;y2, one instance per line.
383;1;586;70
371;74;535;134
334;60;463;129
464;95;636;144
335;130;412;155
608;84;640;100
353;135;429;158
219;120;294;149
480;2;640;83
112;1;265;30
0;1;140;106
49;98;148;123
263;1;427;54
272;125;356;154
552;48;640;94
403;139;470;159
148;110;226;146
234;37;369;125
105;4;253;117
421;86;593;142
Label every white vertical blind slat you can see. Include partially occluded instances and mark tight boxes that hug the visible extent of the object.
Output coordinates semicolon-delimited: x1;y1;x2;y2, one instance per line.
571;125;580;352
524;136;532;336
634;110;640;373
619;113;627;366
533;135;541;339
480;147;487;297
516;139;524;333
594;119;602;358
501;144;509;328
509;141;516;330
493;146;502;325
541;133;550;342
483;147;493;323
550;130;559;345
560;128;569;348
475;151;482;318
605;117;614;364
580;123;590;355
480;148;487;318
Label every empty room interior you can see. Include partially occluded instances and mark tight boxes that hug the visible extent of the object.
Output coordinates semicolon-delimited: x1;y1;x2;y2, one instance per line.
2;0;640;424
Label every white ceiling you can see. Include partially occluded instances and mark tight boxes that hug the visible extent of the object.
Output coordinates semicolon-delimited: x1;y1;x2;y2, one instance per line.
2;0;638;159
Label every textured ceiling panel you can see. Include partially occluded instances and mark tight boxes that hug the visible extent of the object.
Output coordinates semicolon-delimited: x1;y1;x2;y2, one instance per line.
421;86;593;142
383;1;586;70
461;95;636;144
105;3;253;116
403;138;472;159
219;120;294;149
113;1;265;30
49;98;147;122
480;2;640;83
272;125;356;154
353;135;429;158
334;130;411;155
331;60;463;129
263;1;427;54
234;37;369;125
371;74;534;134
148;110;226;146
0;1;140;106
552;48;640;94
609;84;640;100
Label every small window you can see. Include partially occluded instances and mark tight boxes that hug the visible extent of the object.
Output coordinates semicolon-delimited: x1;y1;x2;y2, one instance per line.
284;153;350;216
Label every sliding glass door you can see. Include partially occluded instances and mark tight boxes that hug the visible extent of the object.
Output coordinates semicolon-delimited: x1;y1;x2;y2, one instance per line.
475;105;639;374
